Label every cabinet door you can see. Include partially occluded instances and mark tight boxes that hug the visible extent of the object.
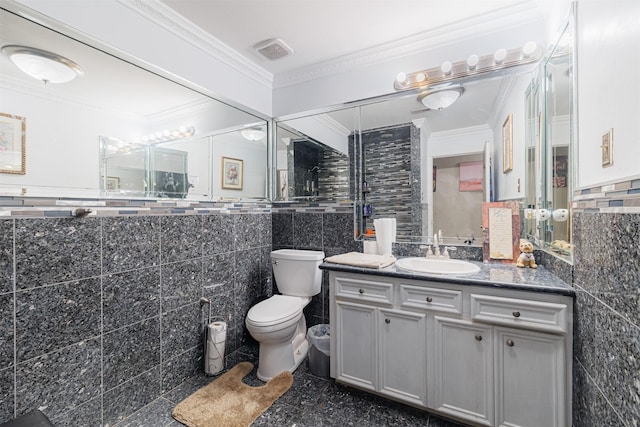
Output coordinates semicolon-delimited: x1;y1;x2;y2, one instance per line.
432;317;494;426
379;308;427;406
495;327;566;427
335;300;377;391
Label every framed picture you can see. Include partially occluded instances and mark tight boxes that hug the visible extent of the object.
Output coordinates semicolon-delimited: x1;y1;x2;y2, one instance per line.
459;161;483;191
502;114;513;173
222;157;243;190
601;128;613;167
0;112;26;174
105;176;120;191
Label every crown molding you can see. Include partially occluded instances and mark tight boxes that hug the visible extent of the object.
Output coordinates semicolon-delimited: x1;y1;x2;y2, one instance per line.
312;113;351;137
430;124;492;140
119;0;273;89
274;1;545;88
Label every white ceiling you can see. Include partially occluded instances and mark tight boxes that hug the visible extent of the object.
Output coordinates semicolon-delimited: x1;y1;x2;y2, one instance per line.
159;0;546;79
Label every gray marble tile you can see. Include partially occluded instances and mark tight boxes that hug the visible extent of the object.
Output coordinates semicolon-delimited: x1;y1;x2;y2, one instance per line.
103;267;160;332
234;214;262;251
161;346;201;393
201;214;234;255
0;293;14;368
160;216;202;263
202;252;235;290
15;338;101;422
367;397;432;426
161;259;202;313
162;372;213;405
0;219;13;295
322;212;360;252
15;218;101;289
300;381;373;427
113;396;175;427
257;213;272;247
251;402;304;427
161;303;201;361
15;278;101;362
103;367;162;427
272;212;293;248
0;366;14;424
49;395;102;427
573;287;599;377
102;216;161;274
293;213;323;250
201;286;233;324
104;317;161;391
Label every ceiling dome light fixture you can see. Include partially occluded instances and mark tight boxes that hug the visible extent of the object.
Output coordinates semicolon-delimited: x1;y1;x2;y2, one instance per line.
1;45;84;84
418;87;464;110
241;127;266;141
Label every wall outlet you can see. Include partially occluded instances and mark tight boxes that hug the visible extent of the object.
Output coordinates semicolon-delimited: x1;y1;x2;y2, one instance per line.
601;129;613;167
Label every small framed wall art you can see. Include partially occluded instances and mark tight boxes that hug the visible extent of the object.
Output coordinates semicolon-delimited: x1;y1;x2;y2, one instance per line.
0;112;26;174
221;157;243;190
502;113;513;173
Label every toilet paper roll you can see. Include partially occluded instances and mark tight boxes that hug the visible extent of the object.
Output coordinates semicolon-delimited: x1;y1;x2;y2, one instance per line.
374;218;396;255
205;322;226;375
363;240;377;254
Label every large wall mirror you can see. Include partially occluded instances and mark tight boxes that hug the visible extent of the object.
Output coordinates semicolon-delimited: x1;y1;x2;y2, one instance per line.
524;8;575;262
0;6;268;201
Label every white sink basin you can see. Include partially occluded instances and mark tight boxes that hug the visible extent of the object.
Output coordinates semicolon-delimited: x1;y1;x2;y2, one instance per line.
395;257;481;275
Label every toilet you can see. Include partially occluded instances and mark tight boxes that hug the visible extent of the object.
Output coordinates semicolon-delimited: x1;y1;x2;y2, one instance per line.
245;249;325;381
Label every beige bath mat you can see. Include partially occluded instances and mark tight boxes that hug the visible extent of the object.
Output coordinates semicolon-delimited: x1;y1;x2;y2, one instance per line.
172;361;293;427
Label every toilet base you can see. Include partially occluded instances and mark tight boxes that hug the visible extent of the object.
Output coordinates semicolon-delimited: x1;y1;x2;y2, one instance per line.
256;322;309;381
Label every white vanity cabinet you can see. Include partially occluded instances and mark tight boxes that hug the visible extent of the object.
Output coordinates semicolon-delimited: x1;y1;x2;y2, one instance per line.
328;270;573;427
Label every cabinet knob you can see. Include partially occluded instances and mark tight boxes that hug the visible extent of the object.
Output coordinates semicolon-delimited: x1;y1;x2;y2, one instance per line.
358;288;365;294
385;318;391;324
425;296;433;303
475;334;482;341
506;339;515;347
512;311;521;318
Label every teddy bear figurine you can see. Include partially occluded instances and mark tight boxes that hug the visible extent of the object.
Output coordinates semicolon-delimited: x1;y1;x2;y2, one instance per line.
516;239;537;268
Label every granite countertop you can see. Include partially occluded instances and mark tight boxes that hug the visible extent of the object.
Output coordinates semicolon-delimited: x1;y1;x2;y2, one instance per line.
320;258;576;297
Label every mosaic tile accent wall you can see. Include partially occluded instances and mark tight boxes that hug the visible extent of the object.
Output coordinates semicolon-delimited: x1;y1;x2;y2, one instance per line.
0;211;272;426
570;178;640;426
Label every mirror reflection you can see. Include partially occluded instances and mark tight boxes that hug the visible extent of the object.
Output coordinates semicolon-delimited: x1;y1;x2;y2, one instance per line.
0;7;267;201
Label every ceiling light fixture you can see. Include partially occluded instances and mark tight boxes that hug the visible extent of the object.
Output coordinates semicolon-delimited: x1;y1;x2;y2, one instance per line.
394;42;542;92
1;45;84;84
241;127;266;141
418;87;464;110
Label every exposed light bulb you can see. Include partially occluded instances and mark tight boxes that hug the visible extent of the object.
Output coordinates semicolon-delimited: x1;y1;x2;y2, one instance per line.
522;41;537;58
467;54;479;70
396;71;407;83
415;72;426;83
494;48;507;64
441;61;453;75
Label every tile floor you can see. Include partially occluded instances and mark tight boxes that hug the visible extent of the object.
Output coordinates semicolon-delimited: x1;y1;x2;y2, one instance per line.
114;342;466;427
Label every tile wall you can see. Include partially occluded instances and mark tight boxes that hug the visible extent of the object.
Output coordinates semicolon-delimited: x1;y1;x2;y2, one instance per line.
570;179;640;426
0;210;272;426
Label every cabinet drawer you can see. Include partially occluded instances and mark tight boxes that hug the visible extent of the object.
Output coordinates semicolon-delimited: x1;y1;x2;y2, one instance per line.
400;284;462;315
470;294;568;334
335;276;393;306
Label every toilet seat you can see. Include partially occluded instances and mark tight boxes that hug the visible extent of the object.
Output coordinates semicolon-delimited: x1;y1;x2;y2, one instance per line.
247;295;308;326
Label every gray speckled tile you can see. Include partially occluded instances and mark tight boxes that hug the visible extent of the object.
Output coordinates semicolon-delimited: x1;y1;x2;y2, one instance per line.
367;397;431;426
251;402;304;427
0;366;14;424
161;346;201;393
103;267;160;332
161;303;201;360
49;395;102;427
277;370;330;412
104;317;161;391
574;287;598;378
293;213;323;250
203;252;235;290
0;219;13;295
322;212;360;252
161;259;202;313
0;293;14;368
15;338;101;422
160;216;202;263
201;286;233;324
257;213;272;247
272;212;293;248
113;396;175;427
234;214;262;251
103;367;161;427
202;214;234;255
162;371;213;405
102;216;160;274
15;278;101;362
301;381;373;427
15;218;101;289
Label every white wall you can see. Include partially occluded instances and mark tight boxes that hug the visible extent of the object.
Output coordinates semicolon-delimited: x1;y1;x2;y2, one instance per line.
576;0;640;188
492;73;531;200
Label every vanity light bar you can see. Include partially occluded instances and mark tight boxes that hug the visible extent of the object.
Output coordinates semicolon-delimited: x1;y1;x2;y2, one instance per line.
394;42;543;91
141;126;195;143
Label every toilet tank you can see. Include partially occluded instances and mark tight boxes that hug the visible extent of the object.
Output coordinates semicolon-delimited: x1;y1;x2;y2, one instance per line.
271;249;325;297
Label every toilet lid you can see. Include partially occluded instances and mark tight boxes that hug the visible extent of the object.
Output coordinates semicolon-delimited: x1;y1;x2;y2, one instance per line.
247;295;306;325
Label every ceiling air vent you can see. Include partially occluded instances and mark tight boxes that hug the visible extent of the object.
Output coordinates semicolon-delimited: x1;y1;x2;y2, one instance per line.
253;38;293;61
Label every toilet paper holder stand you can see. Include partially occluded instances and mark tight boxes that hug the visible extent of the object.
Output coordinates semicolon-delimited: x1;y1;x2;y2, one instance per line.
199;297;226;326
